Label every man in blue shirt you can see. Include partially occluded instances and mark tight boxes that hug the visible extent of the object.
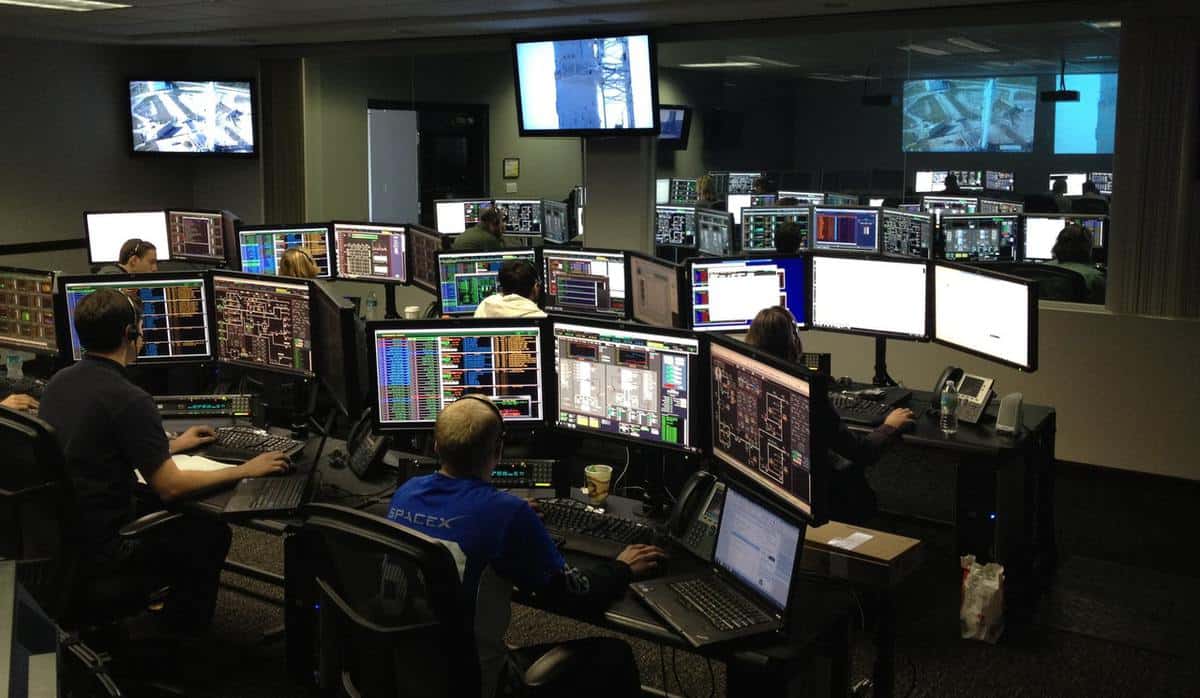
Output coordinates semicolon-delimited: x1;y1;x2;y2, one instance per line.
387;395;665;698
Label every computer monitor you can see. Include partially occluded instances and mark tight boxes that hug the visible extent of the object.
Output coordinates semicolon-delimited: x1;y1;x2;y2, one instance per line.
372;319;545;430
542;248;628;317
697;209;736;256
934;262;1037;371
166;209;226;264
628;251;681;327
952;170;985;190
812;206;880;253
1049;173;1087;196
688;255;807;333
727;172;761;195
714;486;804;606
824;193;859;206
709;334;825;520
741;207;810;253
1089;171;1113;195
656;178;671;205
0;267;57;355
940;215;1019;262
658;105;692;149
809;254;929;340
332;222;407;284
898;203;922;213
655;205;697;247
311;280;365;417
725;194;752;225
493;199;544;236
869;198;886;207
436;249;538;316
880;209;933;259
914;170;947;193
1075;215;1108;248
210;271;312;376
986;171;1015;192
778;191;825;205
238;224;332;278
59;273;211;363
978;198;1024;215
921;195;979;216
551;318;701;452
84;210;171;264
670;178;699;203
434;199;493;234
542;200;570;244
406;225;445;294
1022;215;1068;261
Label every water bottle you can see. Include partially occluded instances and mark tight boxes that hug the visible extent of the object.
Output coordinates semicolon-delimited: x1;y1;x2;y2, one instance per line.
939;379;959;436
365;291;379;321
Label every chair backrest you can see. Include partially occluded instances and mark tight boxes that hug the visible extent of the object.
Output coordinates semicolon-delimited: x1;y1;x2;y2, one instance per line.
294;503;480;698
1070;197;1108;214
0;407;79;618
1022;193;1060;214
995;263;1088;302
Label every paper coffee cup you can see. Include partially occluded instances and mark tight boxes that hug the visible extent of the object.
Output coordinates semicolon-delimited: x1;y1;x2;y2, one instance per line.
584;464;613;505
404;305;422;319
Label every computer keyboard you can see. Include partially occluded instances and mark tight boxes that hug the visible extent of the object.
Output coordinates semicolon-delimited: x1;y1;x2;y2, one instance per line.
204;426;306;462
538;498;658;557
670;577;771;631
830;393;890;426
224;477;306;515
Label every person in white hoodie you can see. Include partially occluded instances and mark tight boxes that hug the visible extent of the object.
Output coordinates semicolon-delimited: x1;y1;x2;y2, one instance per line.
473;260;547;318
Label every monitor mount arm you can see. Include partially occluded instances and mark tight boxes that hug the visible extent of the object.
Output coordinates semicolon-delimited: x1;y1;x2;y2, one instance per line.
872;336;898;387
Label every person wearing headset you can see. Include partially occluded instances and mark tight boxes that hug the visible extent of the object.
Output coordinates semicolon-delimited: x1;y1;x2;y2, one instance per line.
98;238;159;274
38;289;290;633
386;395;664;697
473;259;546;318
745;305;914;524
279;247;321;278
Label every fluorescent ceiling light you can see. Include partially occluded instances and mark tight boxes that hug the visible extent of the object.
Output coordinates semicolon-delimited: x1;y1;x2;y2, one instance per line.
0;0;130;10
808;74;853;82
1087;20;1122;29
678;61;760;68
731;55;798;68
898;44;951;56
946;37;1000;53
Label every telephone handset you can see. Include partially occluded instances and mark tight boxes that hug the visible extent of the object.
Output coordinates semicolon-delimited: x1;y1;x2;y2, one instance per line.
668;471;725;562
347;407;390;479
932;365;995;425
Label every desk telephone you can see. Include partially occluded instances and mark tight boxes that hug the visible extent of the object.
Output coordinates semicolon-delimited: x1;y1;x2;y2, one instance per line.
344;408;390;479
667;471;726;562
933;366;995;425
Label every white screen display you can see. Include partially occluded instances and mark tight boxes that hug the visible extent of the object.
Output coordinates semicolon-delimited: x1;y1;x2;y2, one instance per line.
1023;217;1064;260
656;179;670;204
727;194;752;224
1049;173;1087;196
630;255;678;327
935;264;1031;368
714;488;800;610
914;171;945;193
811;256;927;338
86;211;171;263
435;202;467;234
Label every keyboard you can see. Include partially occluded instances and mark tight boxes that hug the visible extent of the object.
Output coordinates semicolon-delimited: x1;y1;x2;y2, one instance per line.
538;498;658;557
670;577;771;631
224;477;307;516
830;393;890;426
204;426;306;462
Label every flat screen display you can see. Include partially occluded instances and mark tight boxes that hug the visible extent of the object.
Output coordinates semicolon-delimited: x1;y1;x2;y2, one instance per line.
129;80;255;155
902;77;1037;152
514;35;658;136
86;211;171;264
1054;73;1118;154
934;263;1036;371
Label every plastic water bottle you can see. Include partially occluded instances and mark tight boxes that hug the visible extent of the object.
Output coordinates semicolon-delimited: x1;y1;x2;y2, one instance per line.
365;291;379;321
939;380;959;436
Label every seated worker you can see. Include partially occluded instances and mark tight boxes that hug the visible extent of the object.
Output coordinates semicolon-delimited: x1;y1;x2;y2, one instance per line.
745;306;913;524
774;221;804;255
1073;180;1110;214
99;238;159;274
752;176;776;195
695;174;722;210
941;173;963;195
1050;178;1072;212
452;207;506;252
387;396;664;697
0;392;39;412
38;289;290;633
279;247;320;278
1050;224;1106;304
473;260;546;319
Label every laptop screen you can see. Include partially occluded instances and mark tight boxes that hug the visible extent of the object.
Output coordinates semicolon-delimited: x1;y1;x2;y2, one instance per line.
713;488;801;611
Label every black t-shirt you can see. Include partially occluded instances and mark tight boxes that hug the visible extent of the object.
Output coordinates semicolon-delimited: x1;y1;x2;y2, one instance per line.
38;355;170;549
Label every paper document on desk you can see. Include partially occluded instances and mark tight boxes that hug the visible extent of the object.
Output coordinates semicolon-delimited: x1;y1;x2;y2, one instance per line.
136;455;237;484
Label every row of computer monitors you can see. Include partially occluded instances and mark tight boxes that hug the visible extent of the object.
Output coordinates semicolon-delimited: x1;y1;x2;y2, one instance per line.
664;171;1112;199
426;247;1037;371
654;204;1106;261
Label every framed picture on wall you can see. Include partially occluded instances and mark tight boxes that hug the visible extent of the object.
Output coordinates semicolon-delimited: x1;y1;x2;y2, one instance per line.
503;158;520;179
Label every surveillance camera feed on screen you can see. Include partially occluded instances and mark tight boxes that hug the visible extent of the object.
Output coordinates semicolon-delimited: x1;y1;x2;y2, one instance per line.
1055;73;1117;154
515;35;655;133
0;270;57;353
129;80;254;154
690;257;806;332
64;278;211;362
374;324;544;426
553;321;699;450
903;77;1036;152
710;342;815;517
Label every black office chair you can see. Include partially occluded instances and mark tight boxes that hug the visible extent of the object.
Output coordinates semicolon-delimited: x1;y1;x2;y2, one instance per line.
1022;193;1060;214
1070;197;1109;214
994;263;1088;302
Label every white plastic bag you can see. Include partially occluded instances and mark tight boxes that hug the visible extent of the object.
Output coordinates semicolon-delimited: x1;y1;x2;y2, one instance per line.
959;555;1005;643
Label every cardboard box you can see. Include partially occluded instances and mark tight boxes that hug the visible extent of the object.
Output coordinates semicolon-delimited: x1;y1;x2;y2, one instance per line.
802;522;923;588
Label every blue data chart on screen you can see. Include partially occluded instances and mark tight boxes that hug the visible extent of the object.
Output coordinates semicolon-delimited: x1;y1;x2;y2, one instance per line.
437;251;537;315
690;257;806;332
812;208;879;252
64;279;211;362
239;229;331;277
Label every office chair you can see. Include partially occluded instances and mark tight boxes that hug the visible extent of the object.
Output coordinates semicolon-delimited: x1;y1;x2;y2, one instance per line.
1022;193;1061;214
1070;197;1109;214
995;263;1088;302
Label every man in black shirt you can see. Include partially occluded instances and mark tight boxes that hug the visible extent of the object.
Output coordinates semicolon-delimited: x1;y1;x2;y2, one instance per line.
39;289;289;632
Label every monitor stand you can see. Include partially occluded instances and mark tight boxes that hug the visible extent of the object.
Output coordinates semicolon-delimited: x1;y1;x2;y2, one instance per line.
872;337;898;387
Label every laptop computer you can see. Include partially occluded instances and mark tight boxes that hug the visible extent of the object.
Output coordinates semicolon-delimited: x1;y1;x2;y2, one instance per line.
222;414;333;518
631;485;804;648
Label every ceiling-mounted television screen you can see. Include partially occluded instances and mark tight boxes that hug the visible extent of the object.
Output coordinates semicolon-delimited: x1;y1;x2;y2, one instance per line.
129;80;256;155
658;104;692;149
902;76;1037;153
513;34;659;137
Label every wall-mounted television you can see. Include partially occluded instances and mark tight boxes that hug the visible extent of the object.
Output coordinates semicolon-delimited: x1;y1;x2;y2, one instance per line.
902;77;1037;153
513;33;659;137
129;79;257;155
658;104;692;149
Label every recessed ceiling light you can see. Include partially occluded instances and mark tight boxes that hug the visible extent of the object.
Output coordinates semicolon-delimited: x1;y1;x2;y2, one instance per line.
946;37;1000;53
1087;20;1122;29
0;0;130;10
898;44;951;56
678;61;760;69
